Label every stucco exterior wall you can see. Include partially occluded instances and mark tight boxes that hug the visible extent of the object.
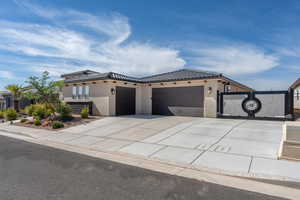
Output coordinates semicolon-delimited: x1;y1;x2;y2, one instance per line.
63;80;143;116
293;86;300;110
63;77;251;117
137;79;219;118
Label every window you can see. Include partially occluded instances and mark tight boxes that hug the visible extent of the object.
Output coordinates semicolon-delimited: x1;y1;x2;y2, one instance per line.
78;86;83;99
72;85;90;99
85;86;90;98
72;86;77;99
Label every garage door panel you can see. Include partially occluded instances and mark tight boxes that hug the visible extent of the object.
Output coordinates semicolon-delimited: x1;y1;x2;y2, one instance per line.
152;86;204;117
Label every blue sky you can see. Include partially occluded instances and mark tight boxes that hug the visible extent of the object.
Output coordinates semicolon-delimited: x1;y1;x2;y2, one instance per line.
0;0;299;90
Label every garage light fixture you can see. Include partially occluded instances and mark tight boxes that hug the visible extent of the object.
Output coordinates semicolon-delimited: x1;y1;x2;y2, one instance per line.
111;88;115;95
208;86;213;94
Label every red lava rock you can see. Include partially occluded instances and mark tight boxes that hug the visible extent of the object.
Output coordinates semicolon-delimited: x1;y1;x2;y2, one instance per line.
42;120;51;127
25;120;34;125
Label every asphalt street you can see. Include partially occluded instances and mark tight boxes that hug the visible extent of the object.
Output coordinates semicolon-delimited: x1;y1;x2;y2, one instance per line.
0;135;287;200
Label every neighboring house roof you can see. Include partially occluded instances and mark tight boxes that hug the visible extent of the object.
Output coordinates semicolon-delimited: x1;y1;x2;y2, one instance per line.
62;69;252;90
0;91;11;96
290;78;300;89
61;70;99;78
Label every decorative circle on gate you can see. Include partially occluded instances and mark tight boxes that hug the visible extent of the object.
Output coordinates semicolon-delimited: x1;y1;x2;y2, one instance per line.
242;98;261;114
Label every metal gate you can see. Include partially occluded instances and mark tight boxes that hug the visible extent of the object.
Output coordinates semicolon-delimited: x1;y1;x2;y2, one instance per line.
217;90;294;120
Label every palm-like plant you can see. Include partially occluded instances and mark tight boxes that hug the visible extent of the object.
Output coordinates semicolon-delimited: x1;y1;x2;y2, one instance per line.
5;84;23;111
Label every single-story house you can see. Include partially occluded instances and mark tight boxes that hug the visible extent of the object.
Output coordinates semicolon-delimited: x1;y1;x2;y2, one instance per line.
290;78;300;110
0;90;32;111
0;91;12;110
61;69;253;117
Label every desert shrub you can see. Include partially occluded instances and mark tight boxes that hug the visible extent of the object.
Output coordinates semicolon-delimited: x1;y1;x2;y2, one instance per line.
20;118;28;123
25;104;36;116
19;109;26;115
43;103;55;115
34;118;41;126
52;121;64;129
0;111;4;119
4;108;18;121
81;107;89;119
32;104;53;120
56;103;73;121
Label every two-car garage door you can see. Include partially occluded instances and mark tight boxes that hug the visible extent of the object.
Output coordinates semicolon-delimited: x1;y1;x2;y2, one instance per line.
152;86;204;117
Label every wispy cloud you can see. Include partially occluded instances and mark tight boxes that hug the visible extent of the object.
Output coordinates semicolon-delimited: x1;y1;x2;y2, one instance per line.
0;0;284;86
188;44;279;76
0;1;185;77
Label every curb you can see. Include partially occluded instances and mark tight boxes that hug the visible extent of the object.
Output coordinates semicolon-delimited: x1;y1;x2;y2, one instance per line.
0;129;300;199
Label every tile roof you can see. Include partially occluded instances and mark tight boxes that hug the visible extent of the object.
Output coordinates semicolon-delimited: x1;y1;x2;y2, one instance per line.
62;68;252;90
140;69;221;83
63;69;221;83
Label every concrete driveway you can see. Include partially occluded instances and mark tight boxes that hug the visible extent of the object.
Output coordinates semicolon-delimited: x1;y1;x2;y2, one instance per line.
21;115;300;181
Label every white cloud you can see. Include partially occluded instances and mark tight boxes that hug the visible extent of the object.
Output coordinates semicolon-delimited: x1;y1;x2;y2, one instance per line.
13;0;60;19
240;78;290;91
288;65;300;70
0;71;16;80
0;3;185;77
188;44;279;75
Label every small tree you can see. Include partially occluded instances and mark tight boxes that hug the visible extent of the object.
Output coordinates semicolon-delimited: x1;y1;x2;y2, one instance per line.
24;71;61;105
5;84;23;112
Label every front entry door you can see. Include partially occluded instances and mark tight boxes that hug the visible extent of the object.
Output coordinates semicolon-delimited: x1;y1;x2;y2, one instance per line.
116;87;136;115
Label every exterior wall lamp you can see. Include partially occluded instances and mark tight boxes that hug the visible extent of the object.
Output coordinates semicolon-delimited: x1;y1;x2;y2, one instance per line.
111;88;115;95
208;86;213;94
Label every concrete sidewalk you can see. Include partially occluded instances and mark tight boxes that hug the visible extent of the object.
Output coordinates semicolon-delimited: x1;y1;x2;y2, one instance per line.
0;115;299;182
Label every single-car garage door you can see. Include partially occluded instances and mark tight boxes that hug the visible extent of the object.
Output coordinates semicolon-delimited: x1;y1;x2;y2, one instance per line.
152;86;204;117
116;86;136;115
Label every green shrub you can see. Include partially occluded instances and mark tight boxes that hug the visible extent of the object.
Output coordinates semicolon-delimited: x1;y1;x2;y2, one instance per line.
56;103;73;121
0;111;4;119
34;118;41;126
25;104;35;116
52;121;64;129
20;118;28;123
81;107;89;119
33;104;52;120
4;108;18;121
19;109;26;115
